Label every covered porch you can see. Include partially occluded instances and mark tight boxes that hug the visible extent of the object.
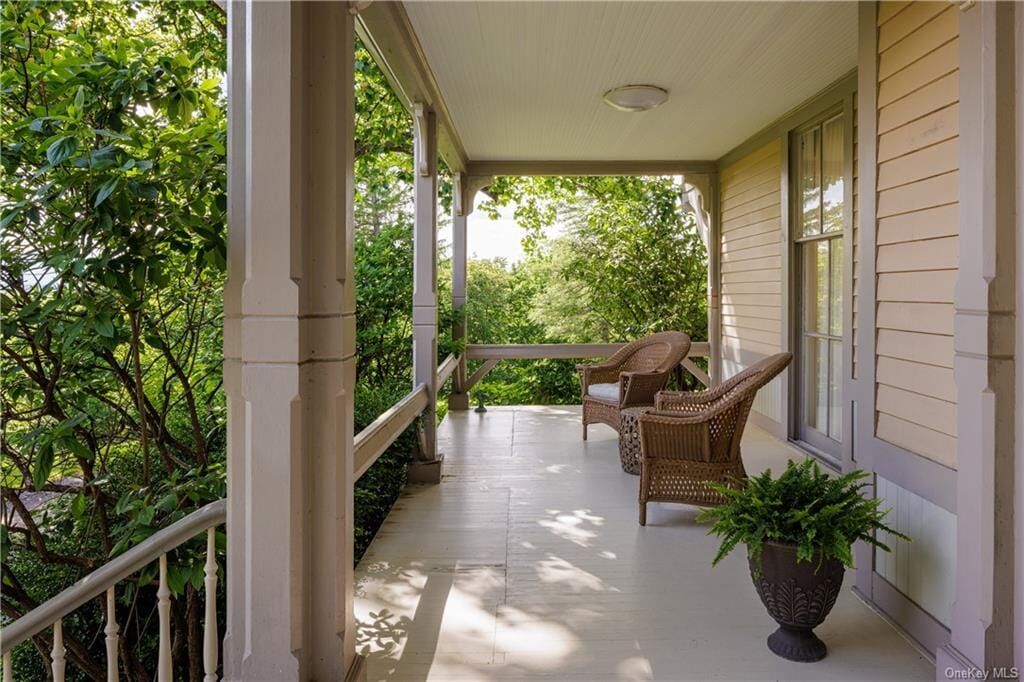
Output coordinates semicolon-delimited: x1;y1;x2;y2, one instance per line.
355;407;931;680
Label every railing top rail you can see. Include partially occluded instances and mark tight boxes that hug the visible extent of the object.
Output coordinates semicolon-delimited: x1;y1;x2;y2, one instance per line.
353;383;429;481
437;353;458;387
1;499;227;654
465;342;711;361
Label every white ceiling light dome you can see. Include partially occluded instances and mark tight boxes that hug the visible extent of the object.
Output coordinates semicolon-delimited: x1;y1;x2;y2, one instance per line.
602;84;670;112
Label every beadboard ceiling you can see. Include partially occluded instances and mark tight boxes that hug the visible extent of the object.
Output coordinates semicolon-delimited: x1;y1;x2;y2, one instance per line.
402;1;858;162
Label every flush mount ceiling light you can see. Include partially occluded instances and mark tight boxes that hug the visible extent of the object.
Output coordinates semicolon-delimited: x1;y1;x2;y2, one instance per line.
602;84;669;112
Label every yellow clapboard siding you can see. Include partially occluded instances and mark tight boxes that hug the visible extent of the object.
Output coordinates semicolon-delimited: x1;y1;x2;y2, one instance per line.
878;38;959;108
722;325;778;347
876;413;957;468
720;280;782;295
722;204;782;231
721;242;780;263
877;384;957;436
877;302;954;335
877;103;958;162
721;292;782;307
722;162;780;200
721;230;779;254
720;304;782;321
721;314;782;333
878;1;948;52
877;202;958;244
877;270;957;303
721;140;780;181
722;191;782;223
722;268;782;284
877;355;957;402
877;171;958;218
878;7;958;80
721;255;780;274
877;137;958;190
722;217;780;240
721;335;781;356
878;1;912;26
878;71;959;136
876;235;958;273
877;329;955;368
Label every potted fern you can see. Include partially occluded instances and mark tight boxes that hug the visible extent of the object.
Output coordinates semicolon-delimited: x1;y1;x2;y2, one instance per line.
698;459;906;662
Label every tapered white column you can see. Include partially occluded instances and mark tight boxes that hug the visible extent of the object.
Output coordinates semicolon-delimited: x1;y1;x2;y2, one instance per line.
938;1;1018;676
224;2;357;678
411;103;441;480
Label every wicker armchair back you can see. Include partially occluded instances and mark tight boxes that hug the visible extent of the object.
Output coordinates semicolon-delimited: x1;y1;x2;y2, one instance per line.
578;331;692;439
636;352;792;524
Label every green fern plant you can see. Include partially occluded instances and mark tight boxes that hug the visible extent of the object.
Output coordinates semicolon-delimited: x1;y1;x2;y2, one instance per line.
697;459;908;570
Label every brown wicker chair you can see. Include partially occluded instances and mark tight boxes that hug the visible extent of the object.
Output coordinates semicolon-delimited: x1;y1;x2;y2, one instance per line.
577;332;692;440
636;352;792;525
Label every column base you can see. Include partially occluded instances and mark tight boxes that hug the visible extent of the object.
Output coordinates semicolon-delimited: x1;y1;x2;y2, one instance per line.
408;455;444;484
449;392;470;410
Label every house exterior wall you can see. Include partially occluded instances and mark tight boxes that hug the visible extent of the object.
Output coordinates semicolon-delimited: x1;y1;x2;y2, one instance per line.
873;1;960;470
719;140;785;426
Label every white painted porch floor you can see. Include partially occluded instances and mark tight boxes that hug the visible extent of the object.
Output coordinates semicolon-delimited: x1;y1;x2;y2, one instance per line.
355;406;933;681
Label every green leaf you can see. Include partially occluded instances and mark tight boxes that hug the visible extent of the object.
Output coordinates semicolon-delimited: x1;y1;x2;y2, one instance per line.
94;177;118;207
64;437;94;461
32;442;55;491
74;86;85;111
94;313;115;338
46;136;78;166
71;492;88;519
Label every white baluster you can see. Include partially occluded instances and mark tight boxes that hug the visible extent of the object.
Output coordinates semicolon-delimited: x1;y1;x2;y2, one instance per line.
203;528;218;682
105;586;120;681
157;554;171;681
3;651;12;682
51;618;66;682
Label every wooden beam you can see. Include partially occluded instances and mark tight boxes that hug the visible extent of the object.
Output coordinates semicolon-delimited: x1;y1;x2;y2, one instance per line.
465;160;717;177
437;353;459;387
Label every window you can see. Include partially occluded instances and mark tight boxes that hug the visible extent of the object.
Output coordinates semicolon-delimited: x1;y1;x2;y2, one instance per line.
793;112;845;459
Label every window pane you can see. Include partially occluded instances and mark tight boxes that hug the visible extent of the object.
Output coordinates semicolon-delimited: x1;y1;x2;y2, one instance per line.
803;241;829;334
829;237;843;336
829;339;842;440
805;336;829;434
799;127;821;237
822;115;844;234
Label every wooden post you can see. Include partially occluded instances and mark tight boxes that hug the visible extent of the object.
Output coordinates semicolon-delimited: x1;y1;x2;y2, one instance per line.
938;1;1018;674
410;103;441;482
223;2;358;678
449;173;470;410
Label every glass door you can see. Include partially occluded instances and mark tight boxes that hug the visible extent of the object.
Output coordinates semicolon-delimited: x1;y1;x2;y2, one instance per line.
793;113;845;461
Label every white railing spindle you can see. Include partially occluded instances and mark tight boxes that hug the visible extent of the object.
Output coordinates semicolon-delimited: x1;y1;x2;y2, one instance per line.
157;555;171;681
3;652;12;682
105;586;119;681
203;528;218;682
51;618;66;682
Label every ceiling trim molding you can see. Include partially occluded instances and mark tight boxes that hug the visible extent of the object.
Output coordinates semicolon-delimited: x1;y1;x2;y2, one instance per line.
356;2;468;173
716;70;857;170
465;160;718;177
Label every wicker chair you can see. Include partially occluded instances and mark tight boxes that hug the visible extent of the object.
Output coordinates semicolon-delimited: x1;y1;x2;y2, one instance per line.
577;331;692;440
636;352;792;525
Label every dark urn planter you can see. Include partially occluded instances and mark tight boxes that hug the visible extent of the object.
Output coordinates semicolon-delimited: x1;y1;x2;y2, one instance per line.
747;541;845;662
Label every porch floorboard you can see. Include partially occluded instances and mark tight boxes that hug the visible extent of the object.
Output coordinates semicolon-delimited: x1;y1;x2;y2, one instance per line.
355;406;933;681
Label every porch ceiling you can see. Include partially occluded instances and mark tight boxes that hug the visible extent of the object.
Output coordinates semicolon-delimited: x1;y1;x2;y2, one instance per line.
401;1;858;164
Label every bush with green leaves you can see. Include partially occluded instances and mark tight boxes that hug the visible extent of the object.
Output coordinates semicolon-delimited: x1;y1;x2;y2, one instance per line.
698;459;907;570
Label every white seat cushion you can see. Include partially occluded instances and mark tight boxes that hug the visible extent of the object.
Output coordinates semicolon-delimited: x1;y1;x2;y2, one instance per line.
587;382;619;402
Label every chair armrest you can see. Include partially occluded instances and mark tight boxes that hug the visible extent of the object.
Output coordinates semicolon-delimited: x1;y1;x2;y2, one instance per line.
578;364;620;392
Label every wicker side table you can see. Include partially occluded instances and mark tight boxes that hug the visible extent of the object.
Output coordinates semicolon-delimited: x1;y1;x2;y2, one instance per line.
618;406;652;475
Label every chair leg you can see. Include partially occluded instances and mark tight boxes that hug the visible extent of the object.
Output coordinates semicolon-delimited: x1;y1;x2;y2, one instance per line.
639;501;647;526
582;422;588;441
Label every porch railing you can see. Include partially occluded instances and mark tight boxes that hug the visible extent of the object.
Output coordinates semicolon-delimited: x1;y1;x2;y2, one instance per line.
0;499;226;682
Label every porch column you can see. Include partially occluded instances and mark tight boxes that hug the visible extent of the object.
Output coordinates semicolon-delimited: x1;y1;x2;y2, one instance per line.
449;173;470;410
224;2;357;679
682;173;720;384
938;1;1018;675
410;103;441;482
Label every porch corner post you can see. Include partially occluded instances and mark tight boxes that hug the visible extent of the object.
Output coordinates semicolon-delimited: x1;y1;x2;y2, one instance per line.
708;173;722;386
449;172;470;410
224;2;358;679
939;1;1018;676
410;103;442;482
